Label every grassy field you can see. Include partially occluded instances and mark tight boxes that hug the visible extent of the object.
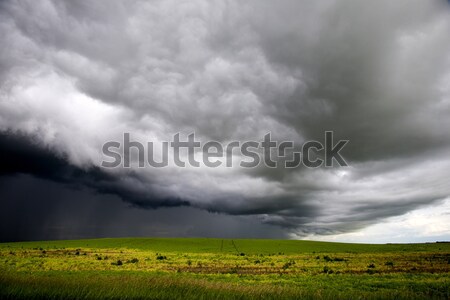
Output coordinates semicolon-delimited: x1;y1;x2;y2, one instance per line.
0;238;449;299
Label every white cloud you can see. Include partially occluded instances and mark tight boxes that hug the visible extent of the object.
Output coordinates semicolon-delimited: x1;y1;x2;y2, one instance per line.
300;198;450;243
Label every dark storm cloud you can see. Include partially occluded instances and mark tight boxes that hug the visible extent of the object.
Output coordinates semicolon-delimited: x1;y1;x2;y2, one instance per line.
256;2;450;162
0;174;287;242
0;132;189;208
0;0;450;239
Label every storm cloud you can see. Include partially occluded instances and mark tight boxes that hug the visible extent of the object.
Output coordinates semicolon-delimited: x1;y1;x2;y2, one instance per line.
1;0;450;240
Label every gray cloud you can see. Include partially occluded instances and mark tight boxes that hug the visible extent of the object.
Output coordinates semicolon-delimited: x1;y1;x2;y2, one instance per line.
0;0;450;239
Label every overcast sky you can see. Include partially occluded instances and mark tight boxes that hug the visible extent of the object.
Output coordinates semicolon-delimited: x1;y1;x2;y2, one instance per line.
1;0;449;243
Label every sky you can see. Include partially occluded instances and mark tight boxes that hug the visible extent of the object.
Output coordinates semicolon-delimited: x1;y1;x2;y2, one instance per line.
0;0;449;243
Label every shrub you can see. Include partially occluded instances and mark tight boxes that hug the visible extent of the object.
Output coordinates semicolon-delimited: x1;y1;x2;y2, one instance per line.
367;263;376;268
282;261;295;270
323;255;346;262
156;255;167;260
111;260;123;266
385;261;394;267
333;257;345;262
129;258;139;263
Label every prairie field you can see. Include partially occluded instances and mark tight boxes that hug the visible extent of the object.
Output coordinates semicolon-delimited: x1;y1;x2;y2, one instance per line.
0;238;449;299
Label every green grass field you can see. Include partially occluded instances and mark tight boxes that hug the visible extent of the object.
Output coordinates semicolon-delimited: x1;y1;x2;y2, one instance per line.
1;238;449;299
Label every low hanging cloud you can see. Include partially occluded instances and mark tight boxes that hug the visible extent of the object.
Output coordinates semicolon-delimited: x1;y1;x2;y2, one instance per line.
1;0;450;237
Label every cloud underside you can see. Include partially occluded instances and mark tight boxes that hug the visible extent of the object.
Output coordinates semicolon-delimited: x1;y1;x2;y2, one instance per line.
1;0;450;237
